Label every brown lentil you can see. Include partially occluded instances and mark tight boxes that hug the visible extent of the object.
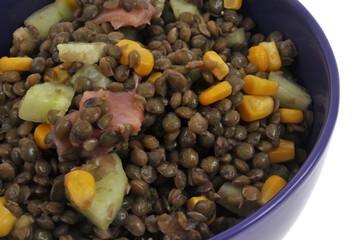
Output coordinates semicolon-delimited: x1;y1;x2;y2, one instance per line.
99;130;119;147
114;65;130;82
71;121;92;143
130;148;148;166
125;215;145;236
242;185;261;201
157;161;178;178
53;118;72;140
96;114;113;129
234;142;255;161
141;135;159;150
0;162;15;181
162;112;181;132
136;82;155;98
246;132;261;146
180;148;199;168
201;156;219;174
145;98;165;114
189;113;208;135
0;71;21;83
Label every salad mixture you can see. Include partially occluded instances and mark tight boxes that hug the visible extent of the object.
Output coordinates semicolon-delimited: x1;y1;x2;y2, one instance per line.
0;0;313;239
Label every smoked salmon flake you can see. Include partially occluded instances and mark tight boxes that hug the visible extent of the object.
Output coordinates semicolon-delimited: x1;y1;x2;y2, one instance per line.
93;0;156;29
50;90;144;161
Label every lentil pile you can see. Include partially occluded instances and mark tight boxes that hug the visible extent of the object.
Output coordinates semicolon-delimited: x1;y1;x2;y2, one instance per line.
0;0;313;239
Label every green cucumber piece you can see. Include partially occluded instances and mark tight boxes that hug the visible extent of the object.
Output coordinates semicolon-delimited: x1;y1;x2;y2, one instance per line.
24;3;63;37
226;28;245;48
268;71;312;111
78;153;128;230
170;0;200;19
24;0;73;37
58;42;107;65
217;182;259;217
56;0;74;19
69;64;112;89
155;0;166;11
19;82;75;123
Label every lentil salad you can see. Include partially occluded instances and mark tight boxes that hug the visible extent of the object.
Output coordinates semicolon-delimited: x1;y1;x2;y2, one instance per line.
0;0;313;239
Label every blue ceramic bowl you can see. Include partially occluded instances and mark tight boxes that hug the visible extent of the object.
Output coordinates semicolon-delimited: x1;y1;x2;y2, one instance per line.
0;0;339;239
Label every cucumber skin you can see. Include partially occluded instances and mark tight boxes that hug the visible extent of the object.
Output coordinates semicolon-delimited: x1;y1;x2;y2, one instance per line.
268;71;312;111
79;153;128;230
18;82;75;123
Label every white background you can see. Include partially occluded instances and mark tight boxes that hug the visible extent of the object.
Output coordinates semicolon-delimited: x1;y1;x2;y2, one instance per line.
285;1;361;239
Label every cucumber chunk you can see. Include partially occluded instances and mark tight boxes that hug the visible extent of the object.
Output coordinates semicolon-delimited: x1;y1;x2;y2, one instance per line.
226;28;245;48
57;42;107;65
69;64;112;89
19;82;75;123
78;153;128;230
155;0;166;12
268;71;312;111
217;182;259;217
24;0;73;37
170;0;200;19
56;0;74;19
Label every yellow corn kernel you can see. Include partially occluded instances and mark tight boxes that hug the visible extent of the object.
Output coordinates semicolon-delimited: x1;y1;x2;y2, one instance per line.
247;46;269;72
147;72;163;82
0;56;32;72
203;51;230;80
224;0;242;10
243;74;280;96
133;48;154;76
44;65;70;84
0;196;6;206
116;39;142;65
198;81;232;105
278;108;304;124
259;41;282;71
258;175;287;206
237;95;274;122
187;196;216;225
0;200;17;237
64;170;96;210
34;123;52;150
268;139;295;163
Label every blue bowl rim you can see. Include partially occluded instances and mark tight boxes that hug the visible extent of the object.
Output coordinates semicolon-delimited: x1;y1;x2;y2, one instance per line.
210;0;340;239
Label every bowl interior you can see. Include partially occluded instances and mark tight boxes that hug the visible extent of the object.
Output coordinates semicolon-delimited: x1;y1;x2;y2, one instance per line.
0;0;339;239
